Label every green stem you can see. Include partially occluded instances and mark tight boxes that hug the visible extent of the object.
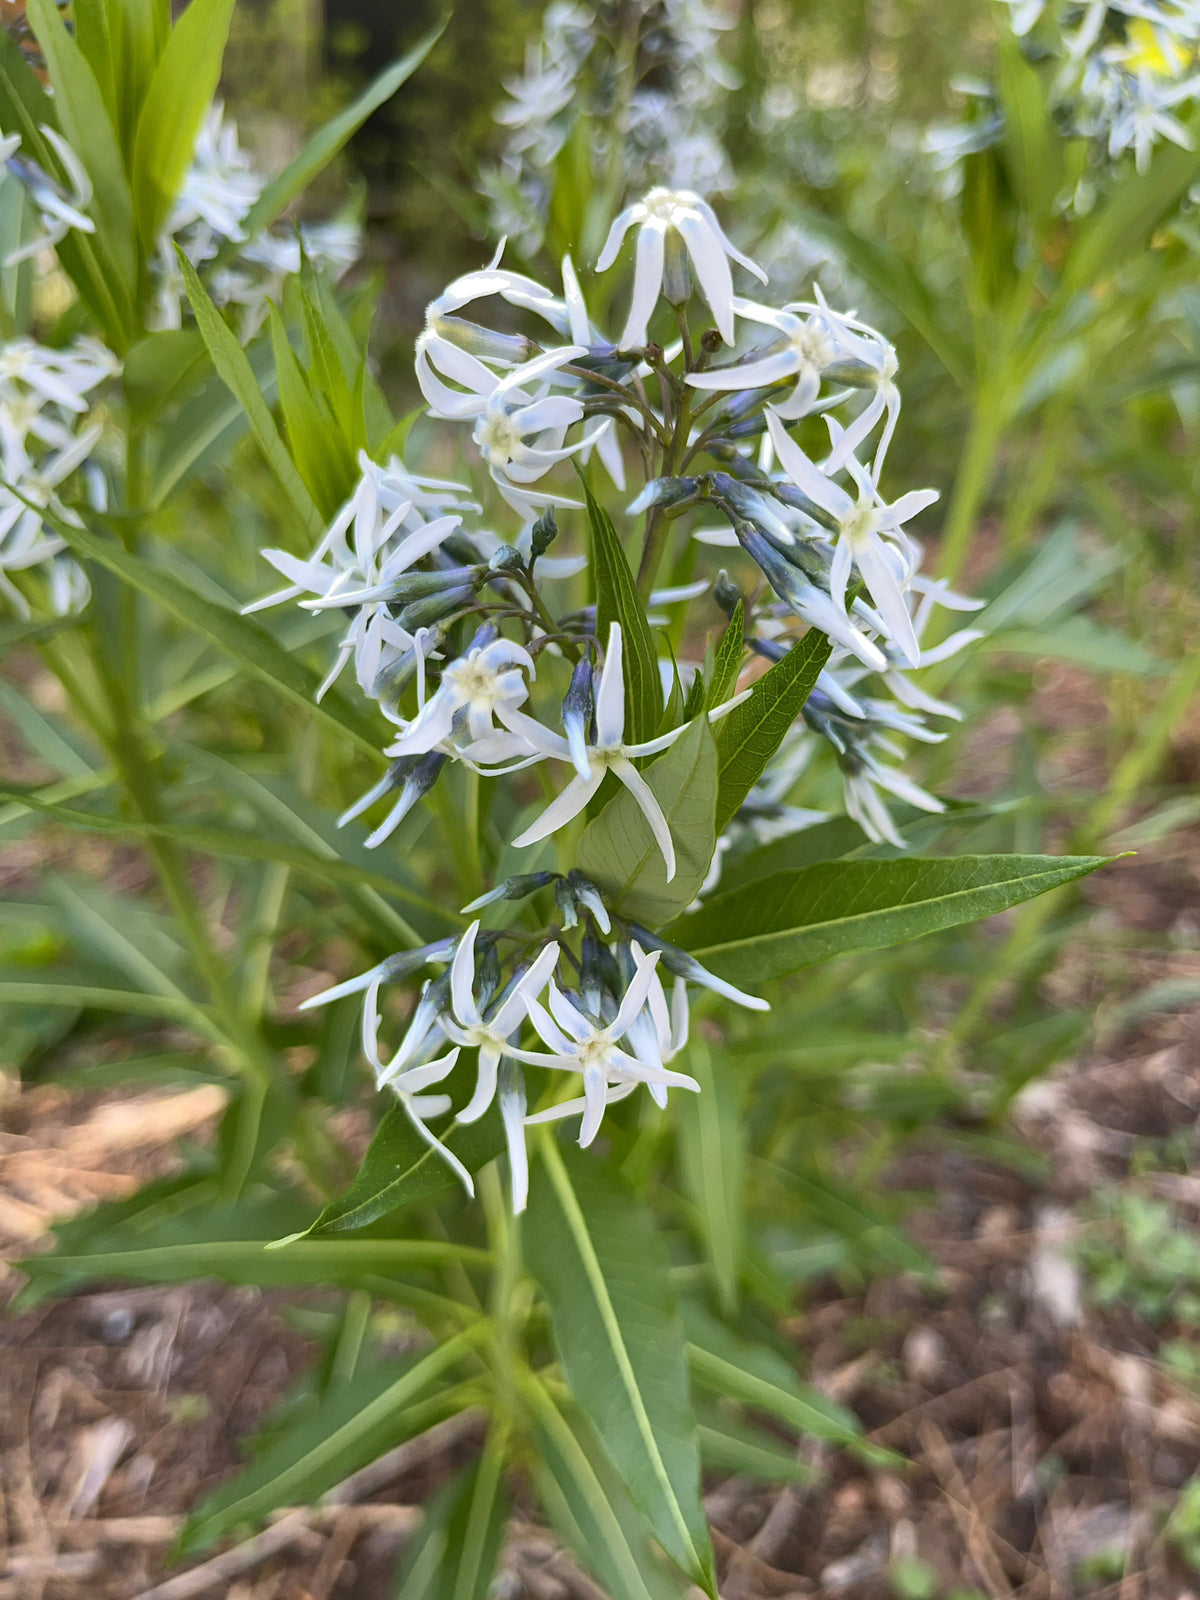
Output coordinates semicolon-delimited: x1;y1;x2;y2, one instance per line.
939;388;1005;585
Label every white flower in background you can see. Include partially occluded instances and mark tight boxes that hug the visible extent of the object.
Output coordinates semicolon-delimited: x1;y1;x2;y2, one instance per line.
1104;68;1199;167
168;103;263;240
439;922;560;1123
1;127;95;265
243;452;473;698
386;635;538;763
596;187;767;347
504;622;746;881
514;945;700;1146
765;410;938;667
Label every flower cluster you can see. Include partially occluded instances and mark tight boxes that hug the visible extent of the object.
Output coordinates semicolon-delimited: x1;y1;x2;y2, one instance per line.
255;177;982;1207
931;2;1200;179
481;0;738;254
152;105;359;337
0;338;117;615
0;127;95;264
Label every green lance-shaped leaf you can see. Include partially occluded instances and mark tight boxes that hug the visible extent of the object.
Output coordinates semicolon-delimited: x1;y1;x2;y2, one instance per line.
393;1435;509;1600
44;515;382;758
294;1102;507;1238
668;854;1109;987
180;1345;477;1556
17;1180;490;1305
584;474;662;746
525;1135;716;1595
176;247;325;538
234;23;444;247
995;28;1060;232
706;598;745;711
576;716;717;927
267;304;358;519
713;629;831;834
678;1033;744;1317
0;32;130;346
25;0;135;285
683;1304;861;1447
522;1373;693;1600
130;0;236;249
697;1409;817;1485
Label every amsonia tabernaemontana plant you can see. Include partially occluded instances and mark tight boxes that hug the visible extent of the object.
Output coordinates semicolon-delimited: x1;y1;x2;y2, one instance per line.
0;1;1123;1592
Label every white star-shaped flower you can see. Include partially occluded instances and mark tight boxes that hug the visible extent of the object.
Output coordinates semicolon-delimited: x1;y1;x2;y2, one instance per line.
502;621;745;881
765;410;938;668
596;187;767;347
512;945;700;1146
439;922;560;1123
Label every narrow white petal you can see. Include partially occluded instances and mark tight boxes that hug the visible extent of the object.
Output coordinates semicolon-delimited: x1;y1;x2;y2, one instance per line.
612;757;676;881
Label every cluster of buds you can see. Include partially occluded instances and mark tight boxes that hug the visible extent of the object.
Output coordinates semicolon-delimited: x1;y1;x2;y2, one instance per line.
258;180;984;1206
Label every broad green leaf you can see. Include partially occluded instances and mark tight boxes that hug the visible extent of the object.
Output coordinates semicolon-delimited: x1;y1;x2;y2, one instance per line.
235;25;444;244
26;0;135;286
393;1437;509;1600
177;248;325;537
996;30;1059;230
71;0;116;116
794;205;970;386
296;1103;506;1238
697;1410;815;1485
267;304;358;518
19;1186;489;1304
684;1306;860;1446
45;517;382;757
181;1348;474;1556
576;717;717;926
706;599;744;711
108;0;169;156
585;475;661;745
525;1137;715;1594
123;329;206;423
523;1376;691;1600
713;630;830;834
131;0;236;247
669;854;1108;985
678;1033;743;1316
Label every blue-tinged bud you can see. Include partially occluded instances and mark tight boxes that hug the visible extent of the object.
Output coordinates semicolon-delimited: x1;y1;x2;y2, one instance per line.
662;230;691;307
364;750;449;848
397;583;476;632
443;531;488;566
579;931;609;1018
724;388;770;421
627;476;700;517
373;631;444;717
475;939;503;1013
561;655;595;781
724;415;769;439
568;871;611;935
774;482;841;535
626;924;770;1011
461;871;558;914
429;313;538;365
338;756;420;828
555;876;579;930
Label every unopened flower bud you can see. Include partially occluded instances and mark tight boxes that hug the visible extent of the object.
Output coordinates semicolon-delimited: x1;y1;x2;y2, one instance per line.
530;507;558;558
397;584;476;631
